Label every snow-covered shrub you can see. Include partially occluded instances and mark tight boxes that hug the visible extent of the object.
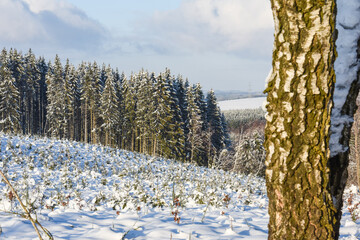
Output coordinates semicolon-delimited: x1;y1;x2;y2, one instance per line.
233;132;265;177
0;133;266;212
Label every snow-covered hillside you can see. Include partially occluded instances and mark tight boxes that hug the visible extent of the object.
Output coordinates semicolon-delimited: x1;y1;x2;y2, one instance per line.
0;133;359;239
218;97;266;111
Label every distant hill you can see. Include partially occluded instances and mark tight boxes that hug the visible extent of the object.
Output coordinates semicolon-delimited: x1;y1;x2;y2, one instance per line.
218;97;266;111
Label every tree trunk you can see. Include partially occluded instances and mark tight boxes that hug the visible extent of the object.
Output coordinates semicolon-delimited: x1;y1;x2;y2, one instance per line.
84;103;88;143
354;107;360;187
357;96;360;188
328;26;360;239
264;1;337;239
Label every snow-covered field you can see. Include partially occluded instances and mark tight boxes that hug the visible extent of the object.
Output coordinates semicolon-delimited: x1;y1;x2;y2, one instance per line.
218;97;266;111
0;133;359;239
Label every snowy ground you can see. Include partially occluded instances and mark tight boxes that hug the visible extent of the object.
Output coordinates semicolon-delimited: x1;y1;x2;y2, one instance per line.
0;133;359;239
218;97;266;111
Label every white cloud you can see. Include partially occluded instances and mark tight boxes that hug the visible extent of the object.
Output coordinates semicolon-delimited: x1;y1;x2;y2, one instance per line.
140;0;274;56
0;0;46;42
23;0;103;30
0;0;108;53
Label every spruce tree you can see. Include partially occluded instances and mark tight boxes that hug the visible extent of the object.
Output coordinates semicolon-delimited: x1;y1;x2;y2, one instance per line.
165;70;185;160
0;50;20;134
63;59;77;140
100;65;119;147
135;70;154;154
193;83;208;165
23;49;39;135
113;70;125;147
46;55;66;138
186;86;204;164
80;62;101;143
36;56;48;135
122;74;138;151
174;76;190;159
221;113;231;148
206;90;224;167
90;62;101;144
8;48;25;133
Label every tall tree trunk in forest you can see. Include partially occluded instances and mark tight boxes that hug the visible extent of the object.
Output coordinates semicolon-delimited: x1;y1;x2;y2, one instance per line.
84;103;88;143
264;0;338;239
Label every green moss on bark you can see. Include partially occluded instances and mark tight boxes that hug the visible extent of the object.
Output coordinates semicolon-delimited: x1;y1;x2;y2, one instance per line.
265;0;338;239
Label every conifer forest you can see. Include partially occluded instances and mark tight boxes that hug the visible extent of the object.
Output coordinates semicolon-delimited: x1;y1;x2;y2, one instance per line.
0;48;230;167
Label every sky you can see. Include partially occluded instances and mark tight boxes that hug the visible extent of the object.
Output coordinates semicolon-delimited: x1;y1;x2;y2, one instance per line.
0;0;274;91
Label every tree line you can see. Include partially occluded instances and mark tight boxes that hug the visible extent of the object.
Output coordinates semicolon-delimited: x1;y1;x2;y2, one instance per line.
0;48;230;167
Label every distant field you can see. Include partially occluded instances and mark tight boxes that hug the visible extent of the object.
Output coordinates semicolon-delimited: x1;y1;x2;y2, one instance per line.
214;91;264;101
218;97;266;111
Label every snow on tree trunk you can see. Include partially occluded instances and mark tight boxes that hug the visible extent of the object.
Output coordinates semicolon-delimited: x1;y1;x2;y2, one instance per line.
328;0;360;235
264;0;338;239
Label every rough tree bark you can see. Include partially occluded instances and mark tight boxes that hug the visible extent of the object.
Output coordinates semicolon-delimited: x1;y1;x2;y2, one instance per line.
264;0;338;239
265;0;360;238
353;99;360;188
